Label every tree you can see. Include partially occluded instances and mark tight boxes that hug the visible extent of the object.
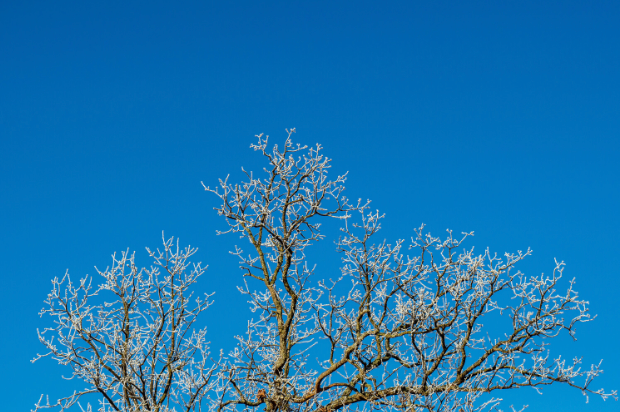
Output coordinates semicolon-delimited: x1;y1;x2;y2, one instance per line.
33;238;217;412
203;130;615;412
36;129;616;412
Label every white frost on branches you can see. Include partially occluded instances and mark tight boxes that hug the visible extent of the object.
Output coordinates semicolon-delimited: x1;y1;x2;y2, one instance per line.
203;130;616;412
35;130;616;412
33;236;217;412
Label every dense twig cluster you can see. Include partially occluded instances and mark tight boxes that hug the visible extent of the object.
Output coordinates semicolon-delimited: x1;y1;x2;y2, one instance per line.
33;237;216;412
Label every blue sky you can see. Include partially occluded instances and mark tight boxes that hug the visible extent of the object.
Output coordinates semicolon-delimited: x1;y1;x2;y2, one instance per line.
1;1;619;411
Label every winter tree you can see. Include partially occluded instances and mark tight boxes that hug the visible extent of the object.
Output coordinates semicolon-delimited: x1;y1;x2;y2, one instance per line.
35;129;616;412
33;238;217;412
203;130;616;412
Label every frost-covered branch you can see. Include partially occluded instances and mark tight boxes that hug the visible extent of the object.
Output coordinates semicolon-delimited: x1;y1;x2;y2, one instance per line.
33;235;217;412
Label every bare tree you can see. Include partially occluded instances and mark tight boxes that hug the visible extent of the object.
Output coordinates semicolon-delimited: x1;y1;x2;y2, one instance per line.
36;130;617;412
33;237;217;412
204;130;616;412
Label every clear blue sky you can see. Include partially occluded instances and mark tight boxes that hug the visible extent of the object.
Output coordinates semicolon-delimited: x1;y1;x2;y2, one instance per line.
1;1;618;411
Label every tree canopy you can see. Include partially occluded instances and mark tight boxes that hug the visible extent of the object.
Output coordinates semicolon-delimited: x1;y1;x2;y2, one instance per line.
35;131;617;412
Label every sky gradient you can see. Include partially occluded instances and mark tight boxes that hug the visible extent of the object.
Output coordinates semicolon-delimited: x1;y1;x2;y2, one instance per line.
1;1;619;411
